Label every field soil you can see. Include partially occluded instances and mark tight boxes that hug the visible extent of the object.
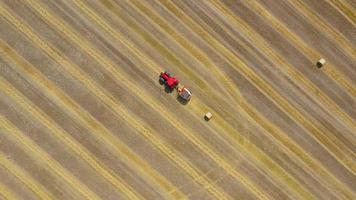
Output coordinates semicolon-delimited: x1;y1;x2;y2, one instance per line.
0;0;355;199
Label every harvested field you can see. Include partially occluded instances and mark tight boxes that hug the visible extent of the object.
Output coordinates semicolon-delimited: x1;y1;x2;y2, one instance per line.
0;0;355;199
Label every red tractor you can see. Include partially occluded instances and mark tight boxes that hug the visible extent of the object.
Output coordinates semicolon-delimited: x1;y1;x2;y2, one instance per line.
159;70;192;102
159;71;179;90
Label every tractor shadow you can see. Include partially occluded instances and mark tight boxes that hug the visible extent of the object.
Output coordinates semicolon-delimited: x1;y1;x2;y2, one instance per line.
176;95;189;105
164;86;175;93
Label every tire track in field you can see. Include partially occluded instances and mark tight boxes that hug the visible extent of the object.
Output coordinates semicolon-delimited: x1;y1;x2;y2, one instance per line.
0;181;19;200
245;0;356;100
182;170;232;200
0;38;186;200
0;151;54;200
0;114;102;200
83;1;320;199
208;0;356;133
286;0;355;59
0;3;230;199
325;0;356;25
156;0;356;174
24;0;268;199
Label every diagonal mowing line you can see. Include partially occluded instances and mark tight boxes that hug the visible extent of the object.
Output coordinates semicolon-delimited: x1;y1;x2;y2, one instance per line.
0;151;54;200
26;0;271;199
167;167;218;196
0;76;143;200
0;181;19;200
76;1;319;199
0;3;230;200
286;0;356;59
0;115;102;200
181;168;232;200
325;0;356;25
156;0;356;174
247;0;356;100
0;38;186;200
209;0;356;132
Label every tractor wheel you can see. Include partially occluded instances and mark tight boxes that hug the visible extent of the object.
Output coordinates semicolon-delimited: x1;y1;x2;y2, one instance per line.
159;77;165;84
